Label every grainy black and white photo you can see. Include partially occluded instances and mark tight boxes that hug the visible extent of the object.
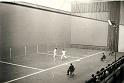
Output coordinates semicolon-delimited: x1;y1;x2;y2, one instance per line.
0;0;124;83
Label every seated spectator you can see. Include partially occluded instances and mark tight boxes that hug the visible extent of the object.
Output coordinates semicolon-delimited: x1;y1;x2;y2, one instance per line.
99;68;105;80
85;74;96;83
91;74;96;83
105;70;109;76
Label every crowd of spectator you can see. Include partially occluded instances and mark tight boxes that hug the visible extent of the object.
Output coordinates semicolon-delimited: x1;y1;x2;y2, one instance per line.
86;55;124;83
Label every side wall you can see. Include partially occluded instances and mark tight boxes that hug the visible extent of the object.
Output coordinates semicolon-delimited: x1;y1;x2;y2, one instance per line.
0;3;71;57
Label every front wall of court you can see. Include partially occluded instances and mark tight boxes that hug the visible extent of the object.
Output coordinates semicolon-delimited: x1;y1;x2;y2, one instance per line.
71;16;108;47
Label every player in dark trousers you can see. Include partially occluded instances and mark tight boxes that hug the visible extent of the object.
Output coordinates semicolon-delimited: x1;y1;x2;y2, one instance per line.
67;63;75;76
101;53;106;61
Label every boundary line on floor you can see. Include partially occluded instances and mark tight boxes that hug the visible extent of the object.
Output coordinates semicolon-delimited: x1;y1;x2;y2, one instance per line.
4;51;104;83
0;61;43;71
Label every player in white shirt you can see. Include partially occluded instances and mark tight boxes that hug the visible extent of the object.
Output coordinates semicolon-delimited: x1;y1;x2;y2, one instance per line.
53;48;57;58
61;49;67;60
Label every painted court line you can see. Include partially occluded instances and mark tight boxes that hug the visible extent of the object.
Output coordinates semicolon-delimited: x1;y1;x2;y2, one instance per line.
37;52;48;55
38;52;79;58
4;51;104;83
52;72;55;80
68;56;80;59
0;61;43;71
37;52;53;56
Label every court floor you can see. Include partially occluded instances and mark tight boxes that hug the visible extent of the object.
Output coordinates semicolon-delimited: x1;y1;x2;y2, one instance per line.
0;48;123;83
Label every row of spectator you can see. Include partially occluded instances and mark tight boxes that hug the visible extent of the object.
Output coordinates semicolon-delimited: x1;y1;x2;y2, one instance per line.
86;55;124;83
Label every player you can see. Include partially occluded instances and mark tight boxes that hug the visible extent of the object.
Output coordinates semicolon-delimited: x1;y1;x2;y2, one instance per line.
101;53;106;61
61;49;67;60
53;48;57;58
67;63;75;76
